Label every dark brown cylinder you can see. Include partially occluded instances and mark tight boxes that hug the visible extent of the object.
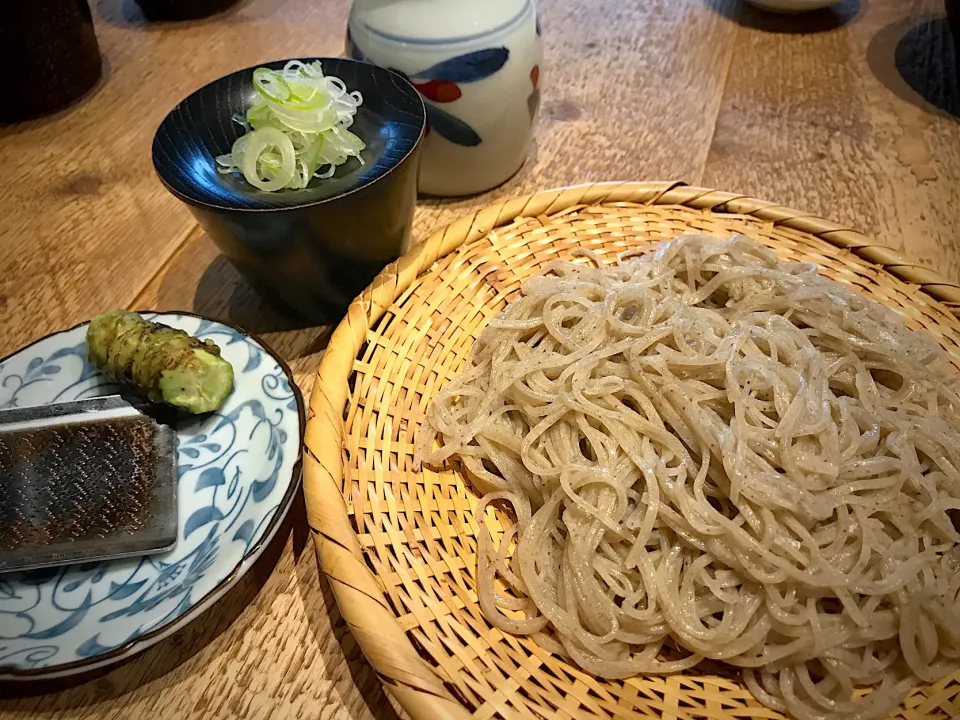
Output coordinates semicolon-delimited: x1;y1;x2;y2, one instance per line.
0;0;102;122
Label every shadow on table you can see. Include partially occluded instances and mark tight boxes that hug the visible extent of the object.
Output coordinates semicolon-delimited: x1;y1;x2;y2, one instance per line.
192;255;320;338
866;16;960;120
299;551;403;720
704;0;862;34
0;490;303;703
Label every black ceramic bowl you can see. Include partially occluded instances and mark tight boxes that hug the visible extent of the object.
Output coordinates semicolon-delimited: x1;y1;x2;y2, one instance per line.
134;0;241;21
152;58;426;321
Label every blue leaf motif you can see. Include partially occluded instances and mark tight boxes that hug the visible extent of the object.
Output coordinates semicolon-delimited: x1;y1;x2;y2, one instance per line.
108;579;147;600
99;606;130;622
180;447;200;459
41;365;60;375
242;348;262;373
174;592;193;616
193;319;218;337
227;467;240;497
25;591;92;639
215;399;266;432
203;443;221;452
222;330;244;346
412;47;510;83
252;475;276;503
184;506;224;538
26;357;43;372
63;580;84;593
187;530;220;578
426;105;482;147
154;560;185;591
77;634;114;657
48;343;86;364
196;467;226;491
232;519;255;547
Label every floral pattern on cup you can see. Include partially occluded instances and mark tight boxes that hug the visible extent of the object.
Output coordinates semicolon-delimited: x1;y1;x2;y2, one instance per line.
347;33;510;148
406;47;509;146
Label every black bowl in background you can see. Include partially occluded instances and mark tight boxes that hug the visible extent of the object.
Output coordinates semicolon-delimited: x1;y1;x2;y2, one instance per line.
134;0;241;21
0;0;101;122
152;58;426;322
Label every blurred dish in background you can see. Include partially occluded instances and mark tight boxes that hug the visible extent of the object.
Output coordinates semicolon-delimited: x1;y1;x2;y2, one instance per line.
133;0;241;21
0;0;101;122
744;0;838;11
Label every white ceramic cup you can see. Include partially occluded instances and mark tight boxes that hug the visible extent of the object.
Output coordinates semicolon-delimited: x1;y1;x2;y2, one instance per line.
348;0;543;197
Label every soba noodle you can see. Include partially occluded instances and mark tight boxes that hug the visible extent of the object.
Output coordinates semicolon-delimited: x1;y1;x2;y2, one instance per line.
415;234;960;720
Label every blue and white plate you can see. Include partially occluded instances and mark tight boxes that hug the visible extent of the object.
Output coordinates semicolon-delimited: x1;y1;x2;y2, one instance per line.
0;312;304;679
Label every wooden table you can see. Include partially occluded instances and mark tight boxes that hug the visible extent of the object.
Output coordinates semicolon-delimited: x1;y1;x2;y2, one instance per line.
1;0;958;717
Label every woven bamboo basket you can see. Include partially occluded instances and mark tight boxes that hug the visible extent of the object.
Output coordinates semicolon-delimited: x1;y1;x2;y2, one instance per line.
303;181;960;720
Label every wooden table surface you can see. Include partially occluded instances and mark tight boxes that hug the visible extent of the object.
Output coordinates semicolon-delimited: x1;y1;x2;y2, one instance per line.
1;0;958;717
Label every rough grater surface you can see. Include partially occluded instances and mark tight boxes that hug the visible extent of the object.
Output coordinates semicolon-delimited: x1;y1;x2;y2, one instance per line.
0;416;171;552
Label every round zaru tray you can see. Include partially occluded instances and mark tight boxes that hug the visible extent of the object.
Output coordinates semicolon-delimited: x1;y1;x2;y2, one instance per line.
303;182;960;720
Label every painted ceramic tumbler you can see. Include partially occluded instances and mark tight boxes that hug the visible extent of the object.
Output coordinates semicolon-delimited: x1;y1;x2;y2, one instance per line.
348;0;542;197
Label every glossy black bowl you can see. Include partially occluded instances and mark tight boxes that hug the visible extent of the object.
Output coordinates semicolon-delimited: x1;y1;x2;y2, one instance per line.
134;0;240;21
152;58;426;322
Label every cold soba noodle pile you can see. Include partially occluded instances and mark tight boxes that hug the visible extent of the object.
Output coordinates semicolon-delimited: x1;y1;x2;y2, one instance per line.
416;234;960;720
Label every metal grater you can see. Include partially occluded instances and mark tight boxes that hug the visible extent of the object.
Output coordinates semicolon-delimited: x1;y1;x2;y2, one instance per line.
0;395;178;572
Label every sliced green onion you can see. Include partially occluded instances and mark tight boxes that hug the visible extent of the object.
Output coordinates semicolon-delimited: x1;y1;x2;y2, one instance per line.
253;68;291;103
215;60;366;192
238;127;296;191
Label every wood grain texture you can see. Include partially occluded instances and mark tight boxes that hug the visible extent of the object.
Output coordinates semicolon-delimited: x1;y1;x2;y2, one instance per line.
0;0;958;717
701;0;960;279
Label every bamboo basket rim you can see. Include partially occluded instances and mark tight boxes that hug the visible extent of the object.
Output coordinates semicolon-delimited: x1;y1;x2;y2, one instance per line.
302;180;960;720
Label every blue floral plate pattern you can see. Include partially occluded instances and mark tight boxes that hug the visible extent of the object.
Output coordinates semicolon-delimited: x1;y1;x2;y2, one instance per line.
0;313;304;679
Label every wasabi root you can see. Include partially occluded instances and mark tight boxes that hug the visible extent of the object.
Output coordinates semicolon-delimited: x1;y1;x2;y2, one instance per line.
87;310;234;414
